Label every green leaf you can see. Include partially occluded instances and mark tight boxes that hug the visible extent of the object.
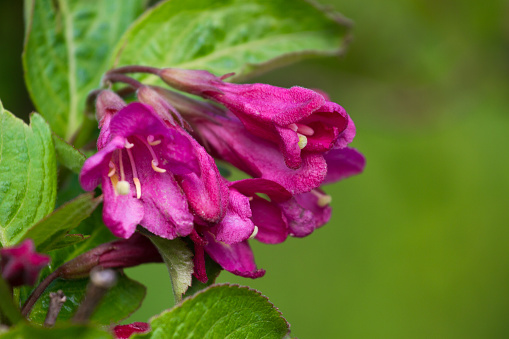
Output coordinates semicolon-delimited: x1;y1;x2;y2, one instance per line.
28;273;146;325
45;234;89;251
21;193;101;252
23;0;147;140
136;284;290;339
0;323;113;339
0;277;23;325
183;254;222;298
113;0;351;82
0;102;57;247
52;133;86;173
149;236;194;302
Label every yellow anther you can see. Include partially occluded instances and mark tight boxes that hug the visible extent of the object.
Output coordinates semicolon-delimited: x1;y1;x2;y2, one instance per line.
133;178;141;199
108;161;116;177
249;226;259;239
151;160;167;173
297;134;308;149
147;135;161;146
317;194;332;207
116;180;130;196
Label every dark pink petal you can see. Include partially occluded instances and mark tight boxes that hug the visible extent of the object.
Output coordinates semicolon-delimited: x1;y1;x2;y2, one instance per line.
212;188;254;244
294;191;332;229
229;178;292;203
275;125;302;169
323;148;366;185
131;144;194;239
176;132;228;223
101;175;143;239
113;322;150;339
110;103;199;174
0;239;50;287
203;233;265;279
197;118;326;194
334;115;356;149
250;197;289;244
80;136;125;191
279;197;316;237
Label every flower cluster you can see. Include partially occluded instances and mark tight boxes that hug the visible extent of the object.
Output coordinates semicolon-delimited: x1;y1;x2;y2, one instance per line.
80;68;365;281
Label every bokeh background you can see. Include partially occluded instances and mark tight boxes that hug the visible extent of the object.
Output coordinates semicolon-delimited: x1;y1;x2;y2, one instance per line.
2;0;509;338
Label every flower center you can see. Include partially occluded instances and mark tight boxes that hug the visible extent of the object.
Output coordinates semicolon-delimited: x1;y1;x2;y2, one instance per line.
288;123;314;149
111;135;166;199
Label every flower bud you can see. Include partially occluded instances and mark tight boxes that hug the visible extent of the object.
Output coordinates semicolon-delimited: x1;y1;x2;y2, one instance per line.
0;239;50;287
58;233;162;279
158;68;223;96
95;90;126;127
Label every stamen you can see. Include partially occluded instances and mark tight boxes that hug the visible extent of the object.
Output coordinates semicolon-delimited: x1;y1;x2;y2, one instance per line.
125;140;134;149
311;189;332;207
126;147;141;199
116;181;130;196
297;134;308;149
118;150;126;181
137;136;166;173
147;135;161;146
296;124;315;136
133;178;141;199
151;160;167;173
249;226;259;239
108;161;116;177
288;123;298;132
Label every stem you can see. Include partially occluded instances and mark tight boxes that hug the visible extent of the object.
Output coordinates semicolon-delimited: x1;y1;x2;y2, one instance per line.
21;270;61;318
44;290;66;327
72;268;117;323
108;65;161;75
102;73;143;89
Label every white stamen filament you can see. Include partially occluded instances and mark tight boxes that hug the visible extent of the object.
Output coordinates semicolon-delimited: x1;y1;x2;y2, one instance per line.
147;135;161;146
297;134;308;149
311;189;332;207
249;226;259;239
118;150;126;181
126;146;141;199
108;161;116;177
296;123;315;136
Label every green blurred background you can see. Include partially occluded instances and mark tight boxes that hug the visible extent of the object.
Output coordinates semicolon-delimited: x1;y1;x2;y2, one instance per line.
2;0;509;338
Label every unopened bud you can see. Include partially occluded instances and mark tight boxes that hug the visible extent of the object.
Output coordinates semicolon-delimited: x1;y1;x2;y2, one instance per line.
158;68;223;96
95;90;126;126
137;86;179;125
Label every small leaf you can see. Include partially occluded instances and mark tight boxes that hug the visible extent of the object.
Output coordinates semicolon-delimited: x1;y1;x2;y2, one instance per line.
149;236;194;302
0;276;23;325
52;133;86;173
0;101;57;247
28;273;146;325
136;284;290;339
0;322;113;339
21;193;101;253
113;0;351;82
183;254;222;298
45;234;89;251
23;0;146;140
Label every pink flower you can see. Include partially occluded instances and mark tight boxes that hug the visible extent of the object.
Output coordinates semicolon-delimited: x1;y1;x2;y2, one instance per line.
113;322;150;338
0;239;50;287
80;102;205;239
159;68;349;169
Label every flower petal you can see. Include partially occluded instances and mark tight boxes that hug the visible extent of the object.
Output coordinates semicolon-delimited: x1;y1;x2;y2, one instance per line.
203;233;265;279
212;188;254;244
323;147;366;185
250;197;289;244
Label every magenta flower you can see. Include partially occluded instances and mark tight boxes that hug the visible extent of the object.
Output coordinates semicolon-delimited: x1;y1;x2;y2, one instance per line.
113;322;150;338
160;68;349;169
194;117;327;195
0;239;50;287
80;102;201;239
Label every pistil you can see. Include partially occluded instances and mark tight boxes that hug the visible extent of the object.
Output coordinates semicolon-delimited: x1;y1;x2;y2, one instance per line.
116;150;131;196
310;189;332;207
125;140;141;199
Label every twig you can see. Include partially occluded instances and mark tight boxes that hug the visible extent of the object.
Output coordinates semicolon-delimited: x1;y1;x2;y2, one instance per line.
43;290;66;327
72;268;117;323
